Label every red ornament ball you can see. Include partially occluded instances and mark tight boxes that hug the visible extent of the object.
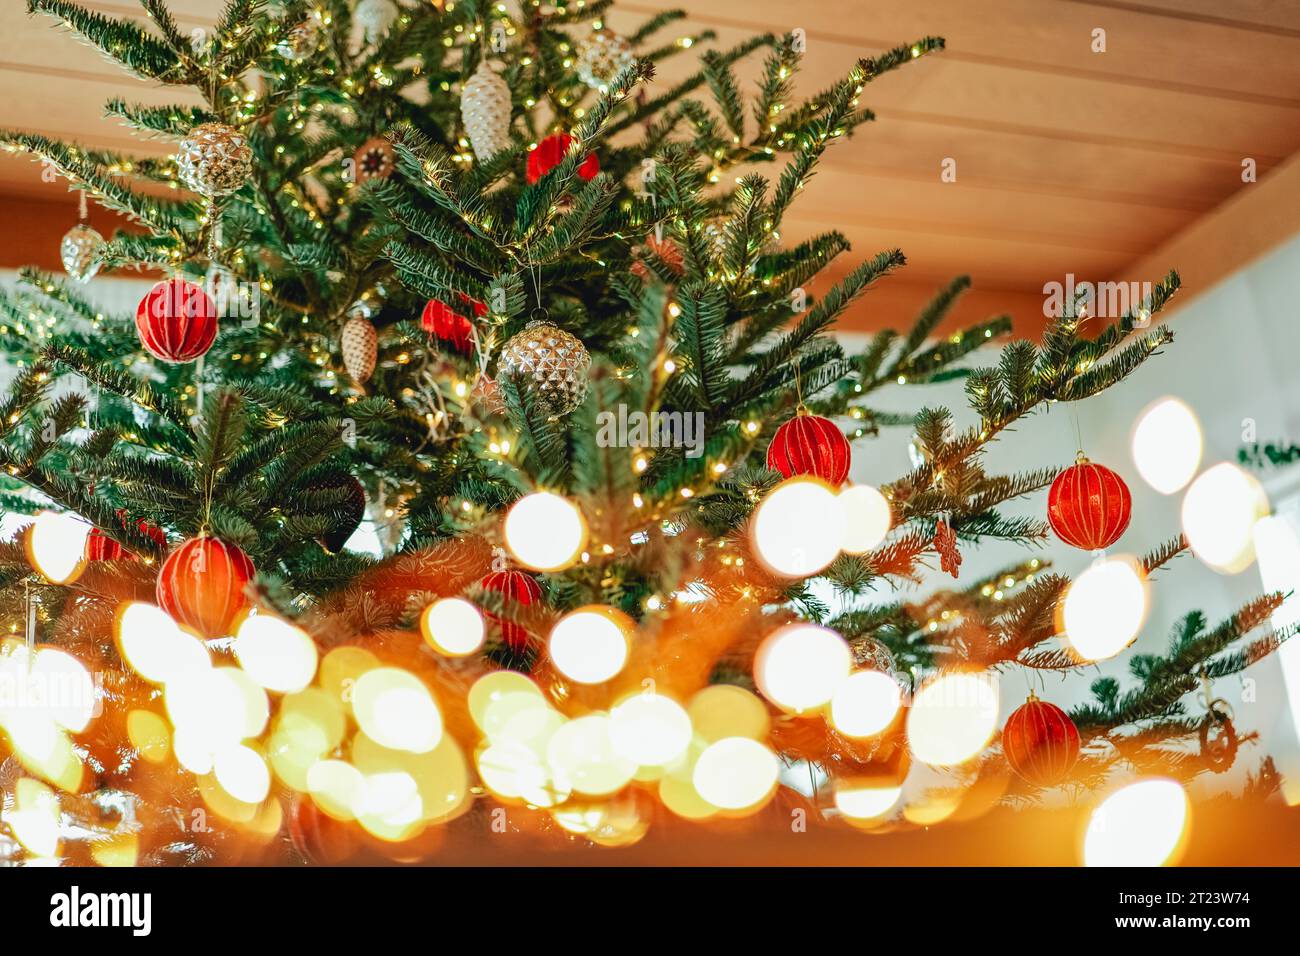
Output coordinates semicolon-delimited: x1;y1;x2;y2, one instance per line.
135;278;218;364
526;133;599;185
156;534;255;638
1002;693;1081;787
767;411;851;486
421;294;487;354
1047;455;1132;551
288;793;358;866
85;528;123;562
481;569;543;652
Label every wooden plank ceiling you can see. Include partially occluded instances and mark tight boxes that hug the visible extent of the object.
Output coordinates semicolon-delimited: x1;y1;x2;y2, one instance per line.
1;0;1298;336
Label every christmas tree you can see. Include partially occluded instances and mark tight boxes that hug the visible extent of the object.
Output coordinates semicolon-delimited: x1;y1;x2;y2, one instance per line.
0;0;1288;866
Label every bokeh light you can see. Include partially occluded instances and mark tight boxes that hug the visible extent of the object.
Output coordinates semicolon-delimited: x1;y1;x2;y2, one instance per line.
907;671;999;766
352;667;443;754
548;606;632;685
754;623;851;714
504;491;587;571
546;713;636;796
835;783;902;821
750;477;842;578
420;597;485;656
1131;397;1202;494
830;670;902;738
608;693;692;766
233;612;318;693
213;743;272;804
688;684;770;743
25;510;89;585
1181;462;1269;573
1061;556;1149;661
693;737;779;812
115;601;210;686
838;484;892;554
1083;778;1190;866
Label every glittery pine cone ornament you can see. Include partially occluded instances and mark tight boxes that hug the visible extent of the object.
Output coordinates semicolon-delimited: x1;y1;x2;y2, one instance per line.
341;315;378;384
460;59;512;161
176;122;253;198
60;223;104;283
575;30;636;90
497;321;591;415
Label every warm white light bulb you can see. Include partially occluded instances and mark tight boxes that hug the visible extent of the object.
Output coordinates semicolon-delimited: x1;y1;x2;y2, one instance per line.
26;511;90;585
692;737;779;811
830;670;902;738
907;671;999;767
1061;556;1149;661
548;606;631;685
750;477;842;578
838;484;892;554
754;623;851;713
504;492;587;571
234;612;318;693
1181;462;1268;573
420;597;485;656
1131;397;1202;494
1083;778;1189;867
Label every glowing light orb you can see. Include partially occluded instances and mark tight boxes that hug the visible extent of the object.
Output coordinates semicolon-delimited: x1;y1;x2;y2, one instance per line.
1131;397;1202;494
1181;462;1269;573
306;759;365;820
750;477;842;578
1061;556;1149;661
835;783;902;821
25;510;90;585
1083;778;1189;867
115;601;210;686
213;743;271;804
754;623;851;714
420;597;485;657
30;648;96;733
688;684;770;743
692;737;779;811
166;666;268;754
9;778;61;857
352;667;443;754
126;710;170;764
468;671;544;732
907;671;999;767
548;606;632;685
838;484;892;554
477;739;570;807
504;491;587;571
608;694;692;766
546;713;636;796
830;670;902;738
233;612;318;693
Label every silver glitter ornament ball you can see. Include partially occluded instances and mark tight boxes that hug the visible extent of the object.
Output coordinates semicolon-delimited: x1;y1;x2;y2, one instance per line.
575;30;636;90
176;122;253;198
60;223;104;283
852;636;896;674
497;321;591;415
276;19;320;61
459;59;512;161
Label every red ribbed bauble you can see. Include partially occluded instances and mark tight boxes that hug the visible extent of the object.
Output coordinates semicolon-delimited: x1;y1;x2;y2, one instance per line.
156;534;255;638
481;569;543;652
767;411;851;486
421;294;486;354
85;528;123;562
1002;692;1081;787
526;133;599;185
288;793;358;866
1046;454;1131;551
135;278;218;364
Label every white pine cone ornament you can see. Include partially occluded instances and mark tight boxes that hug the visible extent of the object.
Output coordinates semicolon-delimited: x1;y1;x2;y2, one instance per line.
60;223;104;283
575;30;636;90
355;0;399;44
176;123;253;198
341;315;378;384
497;321;591;415
276;19;319;61
460;59;512;161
